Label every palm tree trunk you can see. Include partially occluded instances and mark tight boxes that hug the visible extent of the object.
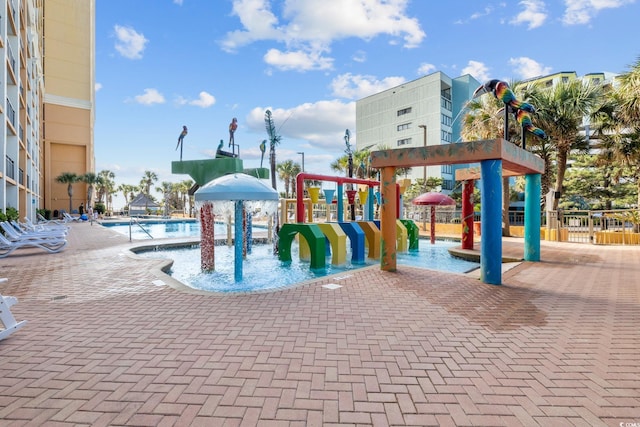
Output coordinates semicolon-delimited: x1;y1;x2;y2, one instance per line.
541;154;552;205
67;184;73;213
270;149;277;190
502;176;511;237
553;148;569;210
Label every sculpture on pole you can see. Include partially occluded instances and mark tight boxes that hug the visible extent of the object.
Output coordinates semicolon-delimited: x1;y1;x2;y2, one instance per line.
473;79;546;146
259;139;267;168
176;125;188;161
229;118;238;156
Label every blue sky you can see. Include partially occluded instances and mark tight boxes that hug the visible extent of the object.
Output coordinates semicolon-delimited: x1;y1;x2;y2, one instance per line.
95;0;639;208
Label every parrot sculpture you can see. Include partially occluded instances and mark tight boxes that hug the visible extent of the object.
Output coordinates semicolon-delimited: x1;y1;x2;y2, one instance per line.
473;79;535;113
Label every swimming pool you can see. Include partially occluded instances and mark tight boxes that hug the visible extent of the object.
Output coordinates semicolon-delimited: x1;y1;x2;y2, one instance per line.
103;220;214;240
136;240;479;293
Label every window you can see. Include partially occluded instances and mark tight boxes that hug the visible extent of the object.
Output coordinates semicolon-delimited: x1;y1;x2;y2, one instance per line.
562;76;569;83
441;88;451;100
442;179;454;191
441;164;452;174
441;97;452;111
397;123;411;131
441;130;452;143
397;138;412;146
441;114;452;127
397;107;412;116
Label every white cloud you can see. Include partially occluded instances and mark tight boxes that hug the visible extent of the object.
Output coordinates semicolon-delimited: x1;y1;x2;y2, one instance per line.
352;50;367;63
133;88;165;105
189;91;216;108
173;0;184;4
509;57;552;79
221;0;425;71
562;0;635;25
264;48;333;71
417;63;436;76
95;83;102;92
511;0;547;29
454;6;497;24
245;100;356;151
113;25;148;60
330;73;406;100
461;60;491;83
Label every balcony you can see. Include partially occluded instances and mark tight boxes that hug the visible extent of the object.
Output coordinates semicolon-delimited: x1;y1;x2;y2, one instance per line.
5;156;15;180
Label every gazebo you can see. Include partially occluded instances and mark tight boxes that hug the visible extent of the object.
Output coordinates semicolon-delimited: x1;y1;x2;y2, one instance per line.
127;193;161;216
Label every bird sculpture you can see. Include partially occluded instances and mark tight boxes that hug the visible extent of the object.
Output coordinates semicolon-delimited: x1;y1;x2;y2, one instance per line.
176;125;188;161
473;79;535;113
516;109;547;139
259;139;266;168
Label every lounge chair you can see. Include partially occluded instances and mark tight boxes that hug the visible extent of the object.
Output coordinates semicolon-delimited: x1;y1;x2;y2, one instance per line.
0;231;67;257
12;220;68;236
62;212;81;223
35;213;67;226
0;278;27;340
1;222;67;241
24;217;69;233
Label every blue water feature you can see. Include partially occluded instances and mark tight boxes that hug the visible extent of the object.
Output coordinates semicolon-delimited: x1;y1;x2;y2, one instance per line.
136;240;479;293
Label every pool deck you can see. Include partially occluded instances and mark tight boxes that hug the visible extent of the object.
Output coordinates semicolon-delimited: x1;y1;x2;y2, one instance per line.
0;222;638;426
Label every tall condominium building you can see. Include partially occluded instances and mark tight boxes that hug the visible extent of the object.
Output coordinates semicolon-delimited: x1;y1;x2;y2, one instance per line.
0;0;94;219
355;72;480;193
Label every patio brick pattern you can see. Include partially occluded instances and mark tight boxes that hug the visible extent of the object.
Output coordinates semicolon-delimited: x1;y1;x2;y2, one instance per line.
0;221;638;426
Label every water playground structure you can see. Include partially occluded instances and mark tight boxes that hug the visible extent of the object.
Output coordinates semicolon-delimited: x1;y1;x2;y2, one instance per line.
173;83;547;286
276;173;420;271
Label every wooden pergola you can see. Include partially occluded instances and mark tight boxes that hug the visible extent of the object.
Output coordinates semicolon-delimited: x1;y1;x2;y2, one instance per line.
370;138;544;285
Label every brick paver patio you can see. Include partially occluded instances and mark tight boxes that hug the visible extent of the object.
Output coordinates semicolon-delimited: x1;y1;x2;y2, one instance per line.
0;221;638;426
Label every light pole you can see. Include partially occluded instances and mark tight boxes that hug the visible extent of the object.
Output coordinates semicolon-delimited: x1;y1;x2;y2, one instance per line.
418;124;427;185
297;151;305;172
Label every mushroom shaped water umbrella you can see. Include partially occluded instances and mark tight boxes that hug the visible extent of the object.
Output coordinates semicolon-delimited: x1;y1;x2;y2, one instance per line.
195;173;279;281
412;192;456;244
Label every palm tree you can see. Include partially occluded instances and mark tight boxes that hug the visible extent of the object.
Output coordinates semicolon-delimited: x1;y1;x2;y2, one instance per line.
525;79;602;210
592;59;640;208
177;179;193;215
277;160;301;198
117;184;136;213
265;110;282;191
140;170;159;211
97;170;116;211
156;181;173;216
616;56;640;125
81;172;102;208
55;172;79;213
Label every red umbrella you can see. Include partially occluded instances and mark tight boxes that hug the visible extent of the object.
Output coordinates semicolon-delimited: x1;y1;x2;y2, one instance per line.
412;192;456;244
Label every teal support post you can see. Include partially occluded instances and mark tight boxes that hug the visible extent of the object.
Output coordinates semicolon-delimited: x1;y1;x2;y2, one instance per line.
480;159;502;285
524;173;541;262
337;184;344;222
234;200;243;282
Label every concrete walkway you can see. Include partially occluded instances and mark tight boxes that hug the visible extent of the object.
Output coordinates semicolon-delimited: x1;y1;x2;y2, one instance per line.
0;221;638;426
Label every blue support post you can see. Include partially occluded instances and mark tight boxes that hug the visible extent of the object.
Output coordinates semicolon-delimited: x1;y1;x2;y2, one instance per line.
524;173;541;262
234;200;243;282
337;184;344;222
480;159;502;285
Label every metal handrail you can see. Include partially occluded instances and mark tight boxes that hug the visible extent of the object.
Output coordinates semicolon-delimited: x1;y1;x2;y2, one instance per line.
129;217;154;241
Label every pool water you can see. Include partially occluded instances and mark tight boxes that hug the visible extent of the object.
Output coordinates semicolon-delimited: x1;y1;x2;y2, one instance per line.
103;220;219;240
136;240;479;293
